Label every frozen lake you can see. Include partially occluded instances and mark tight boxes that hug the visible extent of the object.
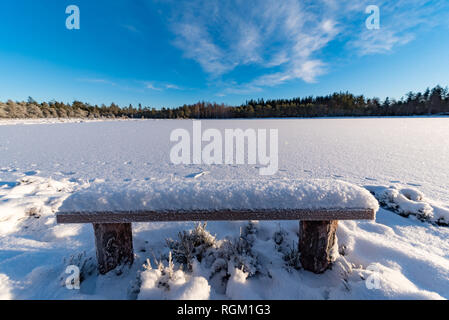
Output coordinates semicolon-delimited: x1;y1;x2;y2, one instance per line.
1;117;448;202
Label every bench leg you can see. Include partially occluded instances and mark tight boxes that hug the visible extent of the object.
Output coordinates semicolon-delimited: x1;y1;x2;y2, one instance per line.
299;220;338;274
93;223;134;275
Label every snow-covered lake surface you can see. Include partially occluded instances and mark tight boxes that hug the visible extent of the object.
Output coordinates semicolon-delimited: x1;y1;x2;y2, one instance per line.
1;118;449;201
1;118;449;300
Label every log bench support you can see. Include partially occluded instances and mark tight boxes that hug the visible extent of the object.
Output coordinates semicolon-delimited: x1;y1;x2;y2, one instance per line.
299;220;338;273
93;223;134;275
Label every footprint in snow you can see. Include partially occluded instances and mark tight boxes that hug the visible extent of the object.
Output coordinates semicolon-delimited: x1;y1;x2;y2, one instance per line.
24;170;39;176
185;171;210;179
0;181;18;189
407;183;422;187
61;171;76;176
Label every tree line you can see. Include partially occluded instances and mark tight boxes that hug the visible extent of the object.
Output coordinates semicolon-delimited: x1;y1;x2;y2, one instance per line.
1;85;448;119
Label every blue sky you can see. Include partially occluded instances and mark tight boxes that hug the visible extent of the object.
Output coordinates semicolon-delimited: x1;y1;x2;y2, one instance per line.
0;0;449;108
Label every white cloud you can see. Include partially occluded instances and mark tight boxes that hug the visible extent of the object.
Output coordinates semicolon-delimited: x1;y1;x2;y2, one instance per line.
144;82;184;91
160;0;449;94
352;30;415;55
145;83;162;91
173;22;232;74
165;84;182;90
167;0;333;88
344;0;449;55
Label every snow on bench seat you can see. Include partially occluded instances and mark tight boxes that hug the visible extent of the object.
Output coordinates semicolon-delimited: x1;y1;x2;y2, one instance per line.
57;179;378;223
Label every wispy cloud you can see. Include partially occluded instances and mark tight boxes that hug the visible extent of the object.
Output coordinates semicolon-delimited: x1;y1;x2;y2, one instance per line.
168;0;335;88
160;0;449;95
352;30;415;55
122;24;140;33
161;0;340;96
346;0;449;55
145;82;163;91
144;82;184;91
165;84;183;90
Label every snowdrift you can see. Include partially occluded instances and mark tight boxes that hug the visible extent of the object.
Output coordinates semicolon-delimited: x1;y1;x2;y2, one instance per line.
366;185;449;225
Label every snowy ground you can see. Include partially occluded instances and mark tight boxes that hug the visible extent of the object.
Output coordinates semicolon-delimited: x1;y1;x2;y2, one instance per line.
1;118;449;300
0;118;124;126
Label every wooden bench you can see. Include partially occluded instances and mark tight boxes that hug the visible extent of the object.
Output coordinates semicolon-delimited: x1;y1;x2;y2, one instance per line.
56;208;375;275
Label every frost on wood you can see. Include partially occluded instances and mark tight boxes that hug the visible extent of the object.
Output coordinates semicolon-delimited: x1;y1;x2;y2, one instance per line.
299;220;339;274
93;223;134;274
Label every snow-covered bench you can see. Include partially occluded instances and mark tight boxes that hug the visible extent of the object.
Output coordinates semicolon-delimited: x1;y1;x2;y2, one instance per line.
56;180;378;275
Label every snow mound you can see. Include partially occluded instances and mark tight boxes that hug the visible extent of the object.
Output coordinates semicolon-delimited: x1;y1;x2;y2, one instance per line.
365;185;449;225
59;179;379;213
226;267;262;300
139;269;211;300
0;176;80;235
138;256;211;300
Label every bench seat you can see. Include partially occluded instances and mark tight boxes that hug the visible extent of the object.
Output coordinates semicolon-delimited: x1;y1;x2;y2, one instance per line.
57;208;375;223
